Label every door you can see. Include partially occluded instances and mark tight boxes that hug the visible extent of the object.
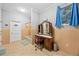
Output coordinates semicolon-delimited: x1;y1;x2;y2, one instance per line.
10;21;22;43
44;38;53;51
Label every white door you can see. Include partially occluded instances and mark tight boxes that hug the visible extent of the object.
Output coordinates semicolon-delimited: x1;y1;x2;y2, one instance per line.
10;21;22;43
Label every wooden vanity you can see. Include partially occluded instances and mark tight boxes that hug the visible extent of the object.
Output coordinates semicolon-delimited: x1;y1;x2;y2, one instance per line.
35;20;54;51
35;34;54;51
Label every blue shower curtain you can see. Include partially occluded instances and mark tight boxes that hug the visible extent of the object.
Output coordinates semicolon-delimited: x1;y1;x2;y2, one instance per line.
69;3;79;27
55;6;62;28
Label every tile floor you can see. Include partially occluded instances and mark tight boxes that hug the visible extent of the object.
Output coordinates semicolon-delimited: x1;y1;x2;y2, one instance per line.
2;40;68;56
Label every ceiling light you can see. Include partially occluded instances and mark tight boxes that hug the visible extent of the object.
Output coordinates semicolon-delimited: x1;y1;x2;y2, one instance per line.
20;8;25;12
18;7;27;13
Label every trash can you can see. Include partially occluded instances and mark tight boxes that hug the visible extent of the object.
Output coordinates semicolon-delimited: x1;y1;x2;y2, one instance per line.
54;42;59;52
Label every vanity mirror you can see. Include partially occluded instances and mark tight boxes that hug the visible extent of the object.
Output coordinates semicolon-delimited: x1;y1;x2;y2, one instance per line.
43;21;49;35
38;20;53;36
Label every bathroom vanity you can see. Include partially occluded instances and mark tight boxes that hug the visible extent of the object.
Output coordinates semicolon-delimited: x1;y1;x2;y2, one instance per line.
35;20;54;51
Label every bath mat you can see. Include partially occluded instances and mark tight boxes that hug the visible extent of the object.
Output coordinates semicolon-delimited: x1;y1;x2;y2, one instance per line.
0;47;6;56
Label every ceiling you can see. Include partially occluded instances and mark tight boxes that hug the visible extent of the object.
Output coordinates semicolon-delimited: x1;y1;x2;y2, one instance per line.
22;3;53;11
1;3;71;14
1;3;54;13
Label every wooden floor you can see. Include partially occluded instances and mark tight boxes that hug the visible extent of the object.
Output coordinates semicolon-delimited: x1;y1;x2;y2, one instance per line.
2;40;67;56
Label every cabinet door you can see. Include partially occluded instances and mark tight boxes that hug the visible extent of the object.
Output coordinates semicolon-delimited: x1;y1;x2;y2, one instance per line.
10;21;21;43
44;38;53;51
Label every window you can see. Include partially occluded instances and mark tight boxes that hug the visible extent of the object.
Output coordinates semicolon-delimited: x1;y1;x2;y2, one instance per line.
60;5;72;25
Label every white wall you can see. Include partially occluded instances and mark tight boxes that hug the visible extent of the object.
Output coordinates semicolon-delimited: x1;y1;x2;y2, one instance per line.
2;10;10;29
31;8;40;29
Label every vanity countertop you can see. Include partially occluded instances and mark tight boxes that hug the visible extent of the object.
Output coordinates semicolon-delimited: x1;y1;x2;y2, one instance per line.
35;34;53;39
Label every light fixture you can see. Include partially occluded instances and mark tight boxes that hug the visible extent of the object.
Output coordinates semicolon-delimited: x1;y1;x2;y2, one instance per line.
20;8;25;12
18;7;27;13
